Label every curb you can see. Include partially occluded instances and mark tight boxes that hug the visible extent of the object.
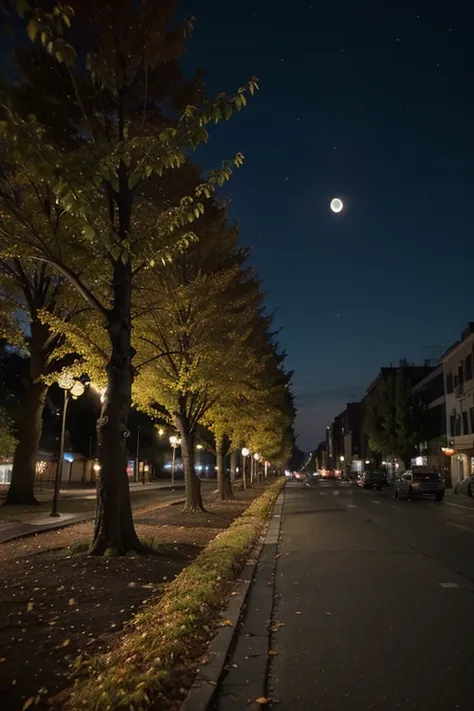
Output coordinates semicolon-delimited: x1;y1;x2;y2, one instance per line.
181;488;285;711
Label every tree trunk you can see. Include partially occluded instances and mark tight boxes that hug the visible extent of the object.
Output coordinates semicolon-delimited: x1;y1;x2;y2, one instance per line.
89;261;145;556
217;435;233;500
176;412;204;512
5;381;47;506
230;450;238;483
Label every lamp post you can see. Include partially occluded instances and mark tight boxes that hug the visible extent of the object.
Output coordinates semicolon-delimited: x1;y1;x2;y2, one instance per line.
50;376;85;517
340;454;345;479
196;443;203;473
253;452;260;483
93;462;101;483
170;435;181;487
241;448;249;489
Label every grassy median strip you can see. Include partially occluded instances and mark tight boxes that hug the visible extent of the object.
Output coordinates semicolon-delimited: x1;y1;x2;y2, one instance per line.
59;479;285;711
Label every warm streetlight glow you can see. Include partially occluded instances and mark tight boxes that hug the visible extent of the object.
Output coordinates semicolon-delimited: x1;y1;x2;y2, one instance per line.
158;428;164;436
58;374;74;390
340;455;344;462
196;444;203;450
441;446;455;456
169;435;178;446
93;462;101;473
254;453;260;460
70;381;85;399
241;447;250;457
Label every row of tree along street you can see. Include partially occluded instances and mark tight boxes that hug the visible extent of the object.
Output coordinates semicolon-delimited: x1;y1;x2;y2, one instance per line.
0;1;297;554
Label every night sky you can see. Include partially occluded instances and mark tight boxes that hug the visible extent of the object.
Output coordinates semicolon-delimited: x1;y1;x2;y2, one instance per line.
181;0;474;451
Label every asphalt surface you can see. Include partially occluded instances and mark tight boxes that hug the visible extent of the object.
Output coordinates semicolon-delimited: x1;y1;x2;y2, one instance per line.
267;480;474;711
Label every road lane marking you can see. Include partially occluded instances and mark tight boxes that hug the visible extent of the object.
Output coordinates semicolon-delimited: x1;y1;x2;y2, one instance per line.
446;522;474;534
389;505;403;511
371;500;381;505
347;504;358;508
438;582;459;589
444;501;474;511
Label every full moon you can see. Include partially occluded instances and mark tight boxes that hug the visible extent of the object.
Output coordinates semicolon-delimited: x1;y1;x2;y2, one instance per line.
330;197;344;213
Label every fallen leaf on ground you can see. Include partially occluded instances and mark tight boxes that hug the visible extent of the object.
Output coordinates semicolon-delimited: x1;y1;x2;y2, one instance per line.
68;598;76;606
55;639;71;649
221;619;233;627
270;621;285;631
0;657;6;663
268;649;278;656
26;602;34;612
255;697;269;705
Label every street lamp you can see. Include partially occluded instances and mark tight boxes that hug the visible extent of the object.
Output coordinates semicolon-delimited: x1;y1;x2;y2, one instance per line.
253;452;260;483
158;428;164;436
241;447;249;489
50;376;85;517
196;443;203;473
169;435;181;487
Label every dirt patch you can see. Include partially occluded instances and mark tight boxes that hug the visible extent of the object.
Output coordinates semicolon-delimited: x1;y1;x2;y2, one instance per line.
0;488;262;711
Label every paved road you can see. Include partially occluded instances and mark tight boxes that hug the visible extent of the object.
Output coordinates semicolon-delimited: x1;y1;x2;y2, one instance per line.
267;481;474;711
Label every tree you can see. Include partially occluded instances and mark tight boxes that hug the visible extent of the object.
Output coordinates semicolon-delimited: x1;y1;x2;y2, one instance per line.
133;201;260;510
209;308;296;482
0;250;84;504
0;406;17;458
0;1;258;551
364;367;426;467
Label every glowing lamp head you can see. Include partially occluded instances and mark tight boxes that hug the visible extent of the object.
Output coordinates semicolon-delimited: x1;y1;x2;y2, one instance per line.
330;197;344;213
241;447;250;457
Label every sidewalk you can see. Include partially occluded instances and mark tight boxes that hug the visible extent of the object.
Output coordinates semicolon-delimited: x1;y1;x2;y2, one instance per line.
0;482;188;544
0;479;184;502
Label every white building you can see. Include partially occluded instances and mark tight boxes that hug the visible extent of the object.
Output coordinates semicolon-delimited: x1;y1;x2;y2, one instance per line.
442;323;474;486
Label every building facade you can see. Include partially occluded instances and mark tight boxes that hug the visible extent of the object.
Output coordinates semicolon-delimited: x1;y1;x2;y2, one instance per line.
442;323;474;486
411;364;449;479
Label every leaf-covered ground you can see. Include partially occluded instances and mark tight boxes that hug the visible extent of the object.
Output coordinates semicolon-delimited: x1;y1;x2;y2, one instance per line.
0;487;262;711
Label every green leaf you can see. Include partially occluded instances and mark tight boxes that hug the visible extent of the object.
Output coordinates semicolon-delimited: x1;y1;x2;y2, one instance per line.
26;18;39;42
16;0;31;19
129;169;142;189
83;225;95;240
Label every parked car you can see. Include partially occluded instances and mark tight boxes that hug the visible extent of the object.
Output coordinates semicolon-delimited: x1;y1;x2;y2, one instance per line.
358;470;388;490
454;474;474;498
393;468;445;502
